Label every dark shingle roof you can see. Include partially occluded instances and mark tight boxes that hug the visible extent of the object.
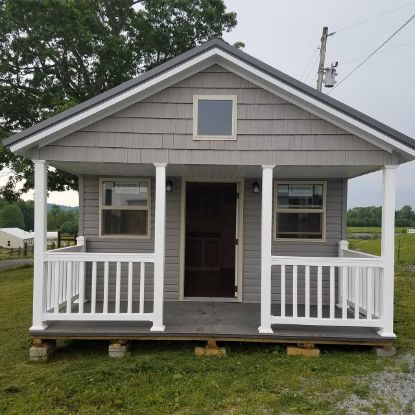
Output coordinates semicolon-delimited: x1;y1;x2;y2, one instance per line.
4;38;415;150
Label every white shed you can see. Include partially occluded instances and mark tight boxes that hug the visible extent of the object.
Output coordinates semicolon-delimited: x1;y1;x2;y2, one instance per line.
0;228;35;248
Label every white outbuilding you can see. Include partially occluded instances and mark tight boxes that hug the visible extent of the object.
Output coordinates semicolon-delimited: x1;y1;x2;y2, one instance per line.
0;228;35;248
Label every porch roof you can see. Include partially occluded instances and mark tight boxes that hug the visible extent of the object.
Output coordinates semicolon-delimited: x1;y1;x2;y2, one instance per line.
49;160;384;180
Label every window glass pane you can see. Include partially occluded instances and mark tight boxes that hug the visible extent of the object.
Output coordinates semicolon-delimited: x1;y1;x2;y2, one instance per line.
102;180;148;207
277;184;323;209
197;99;233;136
102;210;148;236
277;212;322;239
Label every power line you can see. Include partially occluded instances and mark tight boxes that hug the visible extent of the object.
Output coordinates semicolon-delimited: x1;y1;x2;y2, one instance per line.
339;40;415;65
303;52;320;84
300;46;319;81
332;1;415;35
328;13;415;94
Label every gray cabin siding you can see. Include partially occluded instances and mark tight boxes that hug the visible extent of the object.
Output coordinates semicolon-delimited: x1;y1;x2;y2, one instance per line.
82;175;181;302
81;175;346;304
40;65;394;166
243;180;344;304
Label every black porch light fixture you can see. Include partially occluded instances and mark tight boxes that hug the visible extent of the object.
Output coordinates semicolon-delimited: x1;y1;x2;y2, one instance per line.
166;179;174;192
251;181;260;193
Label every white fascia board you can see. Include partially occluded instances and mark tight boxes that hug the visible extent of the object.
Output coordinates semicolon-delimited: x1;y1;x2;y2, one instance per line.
10;47;415;158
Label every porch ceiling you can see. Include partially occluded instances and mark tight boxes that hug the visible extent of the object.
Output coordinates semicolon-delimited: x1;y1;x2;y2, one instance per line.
50;160;382;179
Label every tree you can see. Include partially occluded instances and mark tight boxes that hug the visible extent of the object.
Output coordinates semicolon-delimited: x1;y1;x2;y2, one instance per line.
396;205;415;227
60;221;78;236
17;199;34;231
47;205;78;231
0;204;25;228
0;0;238;200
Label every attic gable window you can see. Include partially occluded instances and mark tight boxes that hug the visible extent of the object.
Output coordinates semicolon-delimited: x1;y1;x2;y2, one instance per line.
193;95;237;140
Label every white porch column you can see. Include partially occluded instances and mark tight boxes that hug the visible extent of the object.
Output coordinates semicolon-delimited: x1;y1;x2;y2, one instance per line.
258;165;275;334
151;163;167;332
379;165;398;337
31;160;48;331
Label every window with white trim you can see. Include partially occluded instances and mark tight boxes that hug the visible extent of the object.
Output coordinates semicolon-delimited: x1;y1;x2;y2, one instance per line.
100;178;150;238
274;182;326;240
193;95;237;139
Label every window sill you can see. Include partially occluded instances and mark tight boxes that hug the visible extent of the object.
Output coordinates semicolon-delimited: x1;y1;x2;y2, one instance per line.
98;234;151;240
193;136;237;141
273;237;326;243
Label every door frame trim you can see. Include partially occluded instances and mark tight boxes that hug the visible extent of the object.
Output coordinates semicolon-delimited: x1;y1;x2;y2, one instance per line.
179;177;244;302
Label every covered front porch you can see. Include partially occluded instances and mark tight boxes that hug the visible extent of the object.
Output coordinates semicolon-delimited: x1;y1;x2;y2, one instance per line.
31;160;398;345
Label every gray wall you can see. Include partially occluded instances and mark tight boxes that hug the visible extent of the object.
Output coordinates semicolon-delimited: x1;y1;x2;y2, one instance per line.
82;176;346;304
243;179;344;304
83;175;180;302
39;65;394;166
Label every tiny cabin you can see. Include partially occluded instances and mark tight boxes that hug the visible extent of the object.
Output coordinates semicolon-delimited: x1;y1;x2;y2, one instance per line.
5;39;415;358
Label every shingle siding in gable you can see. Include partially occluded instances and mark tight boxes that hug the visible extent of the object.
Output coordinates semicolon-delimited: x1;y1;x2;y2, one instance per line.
39;65;394;166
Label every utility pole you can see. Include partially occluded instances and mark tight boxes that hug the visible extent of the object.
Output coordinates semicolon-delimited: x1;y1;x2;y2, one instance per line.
316;26;328;92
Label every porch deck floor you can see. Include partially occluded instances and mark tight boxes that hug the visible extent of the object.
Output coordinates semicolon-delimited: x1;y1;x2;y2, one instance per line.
31;302;394;346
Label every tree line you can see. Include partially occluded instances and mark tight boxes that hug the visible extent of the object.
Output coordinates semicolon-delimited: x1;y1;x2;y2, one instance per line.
347;206;415;227
0;199;78;236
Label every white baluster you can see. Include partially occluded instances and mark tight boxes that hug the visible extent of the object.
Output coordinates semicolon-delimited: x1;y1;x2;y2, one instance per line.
293;265;297;318
354;267;360;319
342;267;348;319
103;261;109;314
128;262;133;314
79;261;85;314
91;262;97;314
367;267;373;320
317;266;322;319
281;265;285;318
54;261;60;313
305;265;310;318
66;261;72;314
139;261;145;315
329;266;335;319
115;262;121;314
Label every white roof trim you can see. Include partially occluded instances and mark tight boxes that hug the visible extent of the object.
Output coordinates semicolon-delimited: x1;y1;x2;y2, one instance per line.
10;47;415;158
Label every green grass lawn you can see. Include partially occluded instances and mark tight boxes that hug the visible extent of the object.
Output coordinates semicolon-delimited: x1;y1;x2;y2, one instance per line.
347;227;407;234
349;233;415;264
0;264;415;414
0;248;33;261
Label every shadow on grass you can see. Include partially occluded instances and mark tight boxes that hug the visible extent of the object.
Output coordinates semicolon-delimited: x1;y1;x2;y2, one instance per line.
52;338;377;360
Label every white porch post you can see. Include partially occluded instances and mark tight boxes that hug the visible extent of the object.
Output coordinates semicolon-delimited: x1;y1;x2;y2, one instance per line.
258;165;275;334
31;160;48;331
379;165;398;337
151;163;167;332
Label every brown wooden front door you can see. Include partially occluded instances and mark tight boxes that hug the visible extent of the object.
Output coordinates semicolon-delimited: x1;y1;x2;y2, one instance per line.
184;182;238;298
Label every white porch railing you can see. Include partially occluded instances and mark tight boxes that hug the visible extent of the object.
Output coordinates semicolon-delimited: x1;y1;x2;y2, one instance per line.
269;253;384;328
43;250;155;322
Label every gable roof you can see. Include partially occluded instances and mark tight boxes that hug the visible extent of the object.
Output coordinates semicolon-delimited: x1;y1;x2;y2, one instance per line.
4;38;415;158
0;228;34;240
